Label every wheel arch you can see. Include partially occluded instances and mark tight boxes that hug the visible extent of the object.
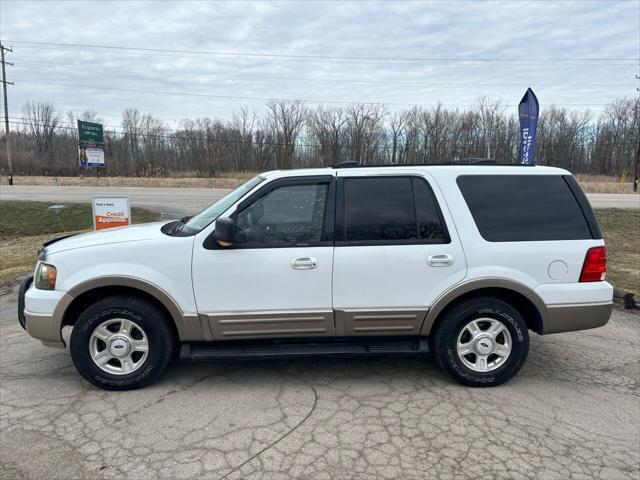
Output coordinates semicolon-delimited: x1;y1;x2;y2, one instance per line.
62;276;197;341
421;278;548;336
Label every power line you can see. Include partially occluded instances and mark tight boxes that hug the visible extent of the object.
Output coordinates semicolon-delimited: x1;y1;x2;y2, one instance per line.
15;80;617;107
13;45;636;68
8;40;636;64
4;0;637;2
13;60;635;90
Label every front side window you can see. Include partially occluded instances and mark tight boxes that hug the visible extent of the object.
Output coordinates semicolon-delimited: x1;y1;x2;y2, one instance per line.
180;176;264;234
234;182;329;245
342;176;448;243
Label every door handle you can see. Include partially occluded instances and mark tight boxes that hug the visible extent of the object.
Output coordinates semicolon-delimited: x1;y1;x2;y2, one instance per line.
291;257;318;270
428;254;454;267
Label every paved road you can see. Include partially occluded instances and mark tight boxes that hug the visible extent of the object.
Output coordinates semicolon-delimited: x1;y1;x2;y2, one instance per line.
587;193;640;210
1;186;638;218
1;288;638;480
0;186;232;219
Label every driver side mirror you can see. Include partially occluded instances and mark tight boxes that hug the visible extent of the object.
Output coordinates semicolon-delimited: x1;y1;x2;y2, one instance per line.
213;217;236;247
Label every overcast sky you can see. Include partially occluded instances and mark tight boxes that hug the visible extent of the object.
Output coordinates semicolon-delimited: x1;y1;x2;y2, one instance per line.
1;0;638;127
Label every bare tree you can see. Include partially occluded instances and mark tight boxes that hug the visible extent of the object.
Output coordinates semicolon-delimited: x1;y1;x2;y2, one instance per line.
266;100;307;169
477;96;506;159
346;104;386;164
308;106;348;166
121;108;143;174
231;107;257;171
21;101;60;155
7;97;639;178
389;110;409;164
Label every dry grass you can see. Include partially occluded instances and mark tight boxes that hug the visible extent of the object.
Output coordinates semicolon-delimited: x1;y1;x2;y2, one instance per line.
0;232;83;286
1;172;638;193
0;173;258;189
575;174;637;194
0;201;160;285
595;209;640;296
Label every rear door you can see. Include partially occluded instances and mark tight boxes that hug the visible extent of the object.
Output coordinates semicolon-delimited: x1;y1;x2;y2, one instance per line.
332;173;467;336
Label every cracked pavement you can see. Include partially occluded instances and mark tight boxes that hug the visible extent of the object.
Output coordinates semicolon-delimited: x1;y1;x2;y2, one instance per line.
1;288;639;480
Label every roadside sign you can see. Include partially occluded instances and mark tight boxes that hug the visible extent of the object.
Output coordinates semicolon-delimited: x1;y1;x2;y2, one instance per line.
78;120;105;168
92;196;131;230
79;146;105;167
78;121;104;143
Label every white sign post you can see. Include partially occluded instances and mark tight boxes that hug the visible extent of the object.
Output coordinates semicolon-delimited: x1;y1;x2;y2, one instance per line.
92;196;131;231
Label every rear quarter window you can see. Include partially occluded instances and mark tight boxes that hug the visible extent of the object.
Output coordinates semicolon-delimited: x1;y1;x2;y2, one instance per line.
457;175;594;242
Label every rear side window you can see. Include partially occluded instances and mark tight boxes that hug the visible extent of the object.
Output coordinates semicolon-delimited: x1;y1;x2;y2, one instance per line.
412;177;447;242
342;176;448;243
457;175;593;242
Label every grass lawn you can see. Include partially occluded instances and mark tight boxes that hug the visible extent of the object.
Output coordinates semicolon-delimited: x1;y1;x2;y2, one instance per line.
595;209;639;297
0;202;637;299
0;201;160;285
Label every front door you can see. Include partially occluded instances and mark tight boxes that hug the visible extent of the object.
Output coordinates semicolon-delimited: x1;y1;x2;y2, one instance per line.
192;175;336;340
332;174;467;336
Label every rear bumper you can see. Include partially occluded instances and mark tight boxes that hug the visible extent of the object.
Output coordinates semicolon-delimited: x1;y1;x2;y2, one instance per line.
536;281;613;334
543;302;613;334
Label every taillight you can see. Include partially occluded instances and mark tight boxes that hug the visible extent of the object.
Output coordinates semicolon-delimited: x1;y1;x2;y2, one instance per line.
579;246;607;282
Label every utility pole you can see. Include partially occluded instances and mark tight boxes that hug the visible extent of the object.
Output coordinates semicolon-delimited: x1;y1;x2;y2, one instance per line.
634;136;639;192
635;74;640;192
1;42;13;186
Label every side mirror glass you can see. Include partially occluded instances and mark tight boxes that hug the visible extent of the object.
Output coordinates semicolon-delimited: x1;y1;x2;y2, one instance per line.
213;217;236;246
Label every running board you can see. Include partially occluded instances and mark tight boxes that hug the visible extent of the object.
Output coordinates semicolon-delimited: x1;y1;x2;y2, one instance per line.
180;338;429;361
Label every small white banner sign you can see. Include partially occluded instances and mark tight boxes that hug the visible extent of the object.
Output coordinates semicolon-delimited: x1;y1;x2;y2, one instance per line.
92;196;131;231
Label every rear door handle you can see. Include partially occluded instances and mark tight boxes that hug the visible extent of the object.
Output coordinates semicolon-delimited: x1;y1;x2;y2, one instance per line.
291;257;318;270
428;254;454;267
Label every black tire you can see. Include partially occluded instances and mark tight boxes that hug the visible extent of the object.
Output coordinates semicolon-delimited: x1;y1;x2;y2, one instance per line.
70;295;174;390
432;296;529;387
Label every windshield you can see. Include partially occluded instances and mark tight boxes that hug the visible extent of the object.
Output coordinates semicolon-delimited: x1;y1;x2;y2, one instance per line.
180;176;265;234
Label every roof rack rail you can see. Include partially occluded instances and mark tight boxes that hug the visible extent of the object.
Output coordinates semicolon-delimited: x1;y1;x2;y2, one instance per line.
330;160;531;169
332;161;360;169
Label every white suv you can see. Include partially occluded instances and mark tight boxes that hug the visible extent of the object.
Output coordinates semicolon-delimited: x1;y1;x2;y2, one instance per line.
19;163;613;390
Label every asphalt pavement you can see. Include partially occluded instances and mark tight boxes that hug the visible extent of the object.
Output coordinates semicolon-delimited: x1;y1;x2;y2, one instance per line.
0;185;231;219
1;185;638;219
1;286;638;480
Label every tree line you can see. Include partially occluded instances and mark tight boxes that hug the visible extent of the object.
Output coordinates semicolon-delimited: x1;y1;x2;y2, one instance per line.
1;96;638;177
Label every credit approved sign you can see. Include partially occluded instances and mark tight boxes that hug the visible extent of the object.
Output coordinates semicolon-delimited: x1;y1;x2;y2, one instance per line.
92;196;131;230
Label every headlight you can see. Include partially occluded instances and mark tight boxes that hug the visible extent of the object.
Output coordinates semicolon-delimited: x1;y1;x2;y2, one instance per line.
35;263;57;290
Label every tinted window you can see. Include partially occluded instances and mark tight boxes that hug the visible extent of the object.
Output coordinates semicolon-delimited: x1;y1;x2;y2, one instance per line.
235;182;328;245
457;175;592;242
343;176;447;243
412;177;447;241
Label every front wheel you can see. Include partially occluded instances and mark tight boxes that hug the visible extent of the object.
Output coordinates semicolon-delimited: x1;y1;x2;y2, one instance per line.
432;297;529;387
70;295;174;390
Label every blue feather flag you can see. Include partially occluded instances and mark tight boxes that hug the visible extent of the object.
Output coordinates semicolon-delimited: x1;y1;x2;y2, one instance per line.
518;88;539;165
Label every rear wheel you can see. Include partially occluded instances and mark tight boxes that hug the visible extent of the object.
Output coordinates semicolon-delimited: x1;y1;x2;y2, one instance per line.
70;295;173;390
432;297;529;387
